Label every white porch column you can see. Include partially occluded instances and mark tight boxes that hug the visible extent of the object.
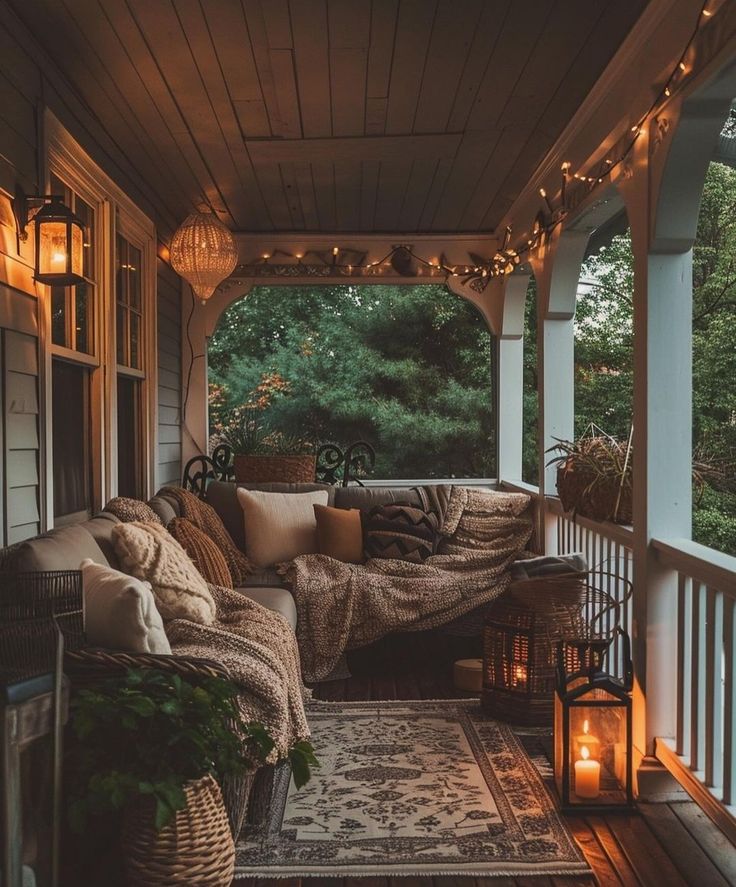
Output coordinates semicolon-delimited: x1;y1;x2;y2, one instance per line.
531;230;589;551
181;283;252;467
495;273;529;483
617;86;733;765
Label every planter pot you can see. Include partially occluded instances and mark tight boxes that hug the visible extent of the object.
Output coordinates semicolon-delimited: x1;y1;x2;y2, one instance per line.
556;462;632;525
233;454;316;484
122;774;234;887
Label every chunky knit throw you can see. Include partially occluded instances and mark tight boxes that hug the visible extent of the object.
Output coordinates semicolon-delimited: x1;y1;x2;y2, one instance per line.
279;486;532;681
166;585;310;762
168;517;233;589
159;487;252;585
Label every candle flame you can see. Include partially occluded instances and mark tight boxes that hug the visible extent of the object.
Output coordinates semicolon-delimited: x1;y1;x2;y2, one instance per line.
583;719;589;735
581;745;590;761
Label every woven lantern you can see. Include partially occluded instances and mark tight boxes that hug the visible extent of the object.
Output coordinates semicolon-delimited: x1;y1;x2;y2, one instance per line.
170;211;238;303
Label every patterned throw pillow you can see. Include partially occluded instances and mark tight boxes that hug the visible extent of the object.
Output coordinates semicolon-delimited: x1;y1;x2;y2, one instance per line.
168;518;233;589
363;503;439;563
104;497;164;525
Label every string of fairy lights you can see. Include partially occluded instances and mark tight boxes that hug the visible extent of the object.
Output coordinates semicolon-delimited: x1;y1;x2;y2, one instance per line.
232;1;715;293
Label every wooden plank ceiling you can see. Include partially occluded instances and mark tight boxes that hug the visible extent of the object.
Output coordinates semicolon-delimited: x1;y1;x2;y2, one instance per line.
10;0;647;234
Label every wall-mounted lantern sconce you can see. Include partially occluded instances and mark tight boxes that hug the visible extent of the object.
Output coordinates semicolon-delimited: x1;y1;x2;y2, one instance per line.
12;185;86;286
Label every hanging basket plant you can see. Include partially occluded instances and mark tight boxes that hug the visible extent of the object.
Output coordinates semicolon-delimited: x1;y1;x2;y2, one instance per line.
547;425;633;525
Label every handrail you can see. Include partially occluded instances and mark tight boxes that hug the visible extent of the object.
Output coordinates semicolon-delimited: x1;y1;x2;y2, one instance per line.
499;479;541;498
652;537;736;598
545;497;634;548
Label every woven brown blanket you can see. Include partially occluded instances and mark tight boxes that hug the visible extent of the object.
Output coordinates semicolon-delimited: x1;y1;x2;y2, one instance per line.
279;486;532;681
165;584;310;763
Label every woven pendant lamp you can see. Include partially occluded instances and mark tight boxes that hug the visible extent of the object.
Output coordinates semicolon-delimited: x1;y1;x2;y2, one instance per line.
169;210;238;303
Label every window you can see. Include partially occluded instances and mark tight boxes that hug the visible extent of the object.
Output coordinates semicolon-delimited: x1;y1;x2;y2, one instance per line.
116;234;143;370
52;359;92;521
48;172;99;522
116;232;146;498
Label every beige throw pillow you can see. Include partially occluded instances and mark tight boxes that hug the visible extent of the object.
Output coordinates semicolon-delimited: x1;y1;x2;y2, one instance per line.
80;558;171;654
236;488;329;567
111;521;216;624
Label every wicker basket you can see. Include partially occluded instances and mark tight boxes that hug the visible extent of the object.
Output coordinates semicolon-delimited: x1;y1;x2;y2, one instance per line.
233;454;316;483
556;460;632;524
122;774;234;886
482;574;589;727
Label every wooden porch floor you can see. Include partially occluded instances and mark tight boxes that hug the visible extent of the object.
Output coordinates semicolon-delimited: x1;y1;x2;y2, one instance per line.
235;631;736;887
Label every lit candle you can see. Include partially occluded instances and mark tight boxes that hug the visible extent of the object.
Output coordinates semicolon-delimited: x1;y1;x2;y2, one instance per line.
574;746;600;799
512;664;527;689
575;719;600;760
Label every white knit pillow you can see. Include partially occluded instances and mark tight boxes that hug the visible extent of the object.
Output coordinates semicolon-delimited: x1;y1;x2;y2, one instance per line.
236;488;329;567
80;558;171;654
111;521;216;624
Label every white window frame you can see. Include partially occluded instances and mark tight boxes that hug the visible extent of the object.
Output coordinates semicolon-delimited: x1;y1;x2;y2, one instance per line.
42;111;157;527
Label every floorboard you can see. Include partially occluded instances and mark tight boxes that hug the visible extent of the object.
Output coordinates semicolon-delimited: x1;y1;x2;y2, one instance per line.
235;632;736;887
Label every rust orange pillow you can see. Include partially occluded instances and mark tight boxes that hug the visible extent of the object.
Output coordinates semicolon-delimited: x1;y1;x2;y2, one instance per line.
314;504;364;564
168;517;233;589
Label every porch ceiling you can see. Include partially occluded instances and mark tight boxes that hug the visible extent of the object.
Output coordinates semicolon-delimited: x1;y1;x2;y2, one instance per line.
11;0;646;234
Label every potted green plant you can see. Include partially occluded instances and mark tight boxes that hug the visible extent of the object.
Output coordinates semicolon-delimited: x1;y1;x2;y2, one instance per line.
65;668;316;886
547;425;633;524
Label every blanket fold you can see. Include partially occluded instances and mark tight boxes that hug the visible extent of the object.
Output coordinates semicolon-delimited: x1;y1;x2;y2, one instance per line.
280;485;533;681
165;584;310;763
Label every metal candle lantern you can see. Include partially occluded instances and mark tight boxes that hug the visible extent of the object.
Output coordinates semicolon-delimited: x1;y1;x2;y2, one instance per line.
554;628;634;812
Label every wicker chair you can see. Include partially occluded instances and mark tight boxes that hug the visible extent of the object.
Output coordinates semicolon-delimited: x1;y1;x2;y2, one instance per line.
65;647;268;839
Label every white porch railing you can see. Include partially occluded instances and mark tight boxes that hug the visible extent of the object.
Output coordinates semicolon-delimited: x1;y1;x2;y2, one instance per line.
651;538;736;833
502;479;736;836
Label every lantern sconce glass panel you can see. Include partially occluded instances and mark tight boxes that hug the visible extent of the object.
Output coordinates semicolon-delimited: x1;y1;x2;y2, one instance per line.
554;628;634;812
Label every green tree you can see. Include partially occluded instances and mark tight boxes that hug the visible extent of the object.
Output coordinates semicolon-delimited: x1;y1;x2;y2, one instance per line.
209;285;495;479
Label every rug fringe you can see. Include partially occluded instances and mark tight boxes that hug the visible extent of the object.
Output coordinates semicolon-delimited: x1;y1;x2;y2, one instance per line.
234;866;592;879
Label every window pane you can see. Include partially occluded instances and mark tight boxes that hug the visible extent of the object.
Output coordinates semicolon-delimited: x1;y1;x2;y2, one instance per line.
75;284;92;354
49;173;68;204
129;245;141;309
117;375;141;498
117;302;127;365
52;359;91;519
116;234;126;305
51;286;67;347
75;196;95;280
130;312;140;369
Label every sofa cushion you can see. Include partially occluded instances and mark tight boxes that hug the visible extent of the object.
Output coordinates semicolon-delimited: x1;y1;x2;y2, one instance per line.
6;523;110;572
80;558;171;654
168;517;233;589
82;513;122;569
112;521;216;624
236;488;329;567
241;568;288;589
206;481;335;551
334;486;423;512
236;586;297;630
149;493;179;525
364;503;439;563
314;504;364;563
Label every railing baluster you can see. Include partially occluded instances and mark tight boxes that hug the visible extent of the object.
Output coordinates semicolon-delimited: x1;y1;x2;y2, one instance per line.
676;573;687;757
691;581;702;772
724;596;735;806
712;590;724;793
705;588;716;786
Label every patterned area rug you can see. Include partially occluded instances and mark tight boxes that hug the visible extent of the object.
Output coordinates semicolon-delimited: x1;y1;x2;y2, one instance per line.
235;700;590;878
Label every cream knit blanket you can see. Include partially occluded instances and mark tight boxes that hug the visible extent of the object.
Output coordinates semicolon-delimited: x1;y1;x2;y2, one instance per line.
279;486;532;682
165;584;310;763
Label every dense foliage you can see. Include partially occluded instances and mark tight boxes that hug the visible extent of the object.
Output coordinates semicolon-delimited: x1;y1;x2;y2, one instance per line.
522;162;736;554
209;285;494;479
66;669;315;831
